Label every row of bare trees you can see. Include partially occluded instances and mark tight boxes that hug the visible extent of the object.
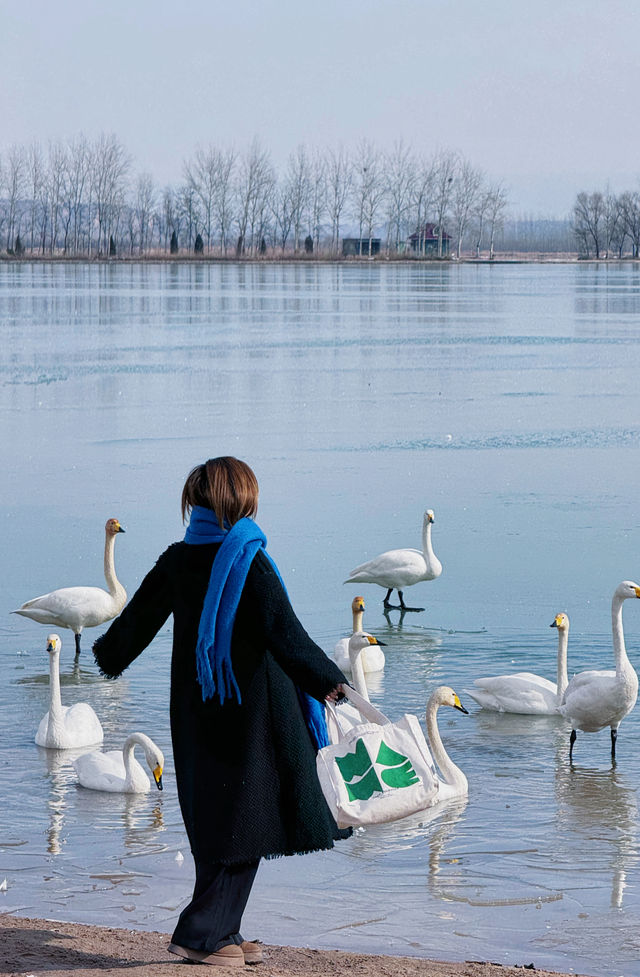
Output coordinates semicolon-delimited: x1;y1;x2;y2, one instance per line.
573;189;640;259
0;134;508;258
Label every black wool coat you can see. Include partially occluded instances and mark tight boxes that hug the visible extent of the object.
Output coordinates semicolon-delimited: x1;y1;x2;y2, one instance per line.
93;542;350;866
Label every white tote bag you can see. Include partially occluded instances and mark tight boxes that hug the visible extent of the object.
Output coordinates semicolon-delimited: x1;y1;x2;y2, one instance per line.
316;688;439;829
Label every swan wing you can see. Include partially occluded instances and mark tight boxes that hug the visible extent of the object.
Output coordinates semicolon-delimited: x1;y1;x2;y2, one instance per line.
74;749;127;791
14;586;119;629
64;703;104;746
563;668;614;695
361;645;385;672
466;673;558;714
345;549;428;587
559;670;633;731
35;708;62;746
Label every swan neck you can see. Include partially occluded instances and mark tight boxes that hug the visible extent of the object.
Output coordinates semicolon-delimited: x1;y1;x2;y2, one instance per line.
349;649;370;701
425;699;466;790
556;628;569;700
611;595;630;674
104;531;121;597
352;607;364;633
422;520;435;561
48;652;63;724
122;735;138;789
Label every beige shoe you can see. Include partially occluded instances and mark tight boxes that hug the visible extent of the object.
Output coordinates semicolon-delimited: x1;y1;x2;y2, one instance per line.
241;941;263;964
168;942;245;967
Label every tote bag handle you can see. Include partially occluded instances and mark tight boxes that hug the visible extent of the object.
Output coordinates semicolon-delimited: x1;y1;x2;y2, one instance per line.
325;684;390;744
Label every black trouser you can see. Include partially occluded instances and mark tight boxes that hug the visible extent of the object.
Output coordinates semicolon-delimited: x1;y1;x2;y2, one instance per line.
171;858;260;953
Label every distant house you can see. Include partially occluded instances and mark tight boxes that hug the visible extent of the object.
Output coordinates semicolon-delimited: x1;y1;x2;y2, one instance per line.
408;224;451;256
342;237;381;257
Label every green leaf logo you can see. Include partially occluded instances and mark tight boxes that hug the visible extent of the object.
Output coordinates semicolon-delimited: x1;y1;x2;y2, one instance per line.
377;740;420;788
335;739;383;801
334;736;420;802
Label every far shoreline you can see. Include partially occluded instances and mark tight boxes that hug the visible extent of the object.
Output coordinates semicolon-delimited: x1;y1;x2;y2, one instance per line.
3;252;639;266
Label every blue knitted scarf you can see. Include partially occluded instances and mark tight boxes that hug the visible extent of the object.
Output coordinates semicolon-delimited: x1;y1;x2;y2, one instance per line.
184;506;329;749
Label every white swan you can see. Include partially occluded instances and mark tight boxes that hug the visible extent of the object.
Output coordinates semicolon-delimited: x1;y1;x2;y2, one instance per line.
73;732;164;793
333;597;385;673
344;509;442;611
347;631;386;701
13;518;127;655
560;581;640;763
331;632;386;735
421;686;469;802
35;634;104;749
337;682;469;805
465;612;570;715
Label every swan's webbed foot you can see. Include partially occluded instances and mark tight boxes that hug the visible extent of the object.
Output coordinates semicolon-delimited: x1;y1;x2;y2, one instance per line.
74;633;82;657
569;728;577;763
398;591;424;613
383;589;401;610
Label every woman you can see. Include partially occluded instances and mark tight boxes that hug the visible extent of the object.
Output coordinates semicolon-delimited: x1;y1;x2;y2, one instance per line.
93;457;349;968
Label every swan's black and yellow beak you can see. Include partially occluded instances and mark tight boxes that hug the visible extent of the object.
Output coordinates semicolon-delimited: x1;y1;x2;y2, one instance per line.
117;525;126;533
366;636;386;646
153;765;163;791
453;694;469;715
550;620;558;628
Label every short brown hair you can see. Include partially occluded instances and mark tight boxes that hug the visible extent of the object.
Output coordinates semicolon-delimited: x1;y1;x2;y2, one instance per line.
181;457;259;527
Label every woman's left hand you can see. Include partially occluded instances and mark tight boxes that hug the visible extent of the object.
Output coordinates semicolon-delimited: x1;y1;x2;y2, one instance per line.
325;685;346;702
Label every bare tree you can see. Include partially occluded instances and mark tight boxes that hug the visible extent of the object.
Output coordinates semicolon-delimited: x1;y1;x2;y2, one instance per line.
573;191;604;258
619;190;640;257
160;186;176;251
431;150;458;257
177;183;199;251
602;189;624;258
472;186;493;258
60;135;90;254
272;180;295;252
184;147;219;251
284;145;311;252
90;133;131;255
410;158;436;256
46;140;66;254
0;154;6;247
26;142;46;253
486;183;509;260
352;140;387;255
213;148;236;255
308;149;327;252
134;172;156;254
451;157;483;257
325;147;351;256
235;139;275;255
5;145;26;251
384;141;416;254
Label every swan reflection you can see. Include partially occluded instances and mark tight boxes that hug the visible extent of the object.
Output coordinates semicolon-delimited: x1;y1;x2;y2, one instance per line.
121;793;165;848
40;746;91;855
555;762;639;908
347;796;468;894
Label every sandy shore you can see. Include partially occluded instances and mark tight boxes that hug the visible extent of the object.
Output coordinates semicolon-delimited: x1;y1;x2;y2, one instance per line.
0;914;593;977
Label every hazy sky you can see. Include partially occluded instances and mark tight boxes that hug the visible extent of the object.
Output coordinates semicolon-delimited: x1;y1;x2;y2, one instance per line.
2;0;639;216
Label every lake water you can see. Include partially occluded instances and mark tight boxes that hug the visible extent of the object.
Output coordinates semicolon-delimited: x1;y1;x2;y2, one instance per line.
2;260;640;977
